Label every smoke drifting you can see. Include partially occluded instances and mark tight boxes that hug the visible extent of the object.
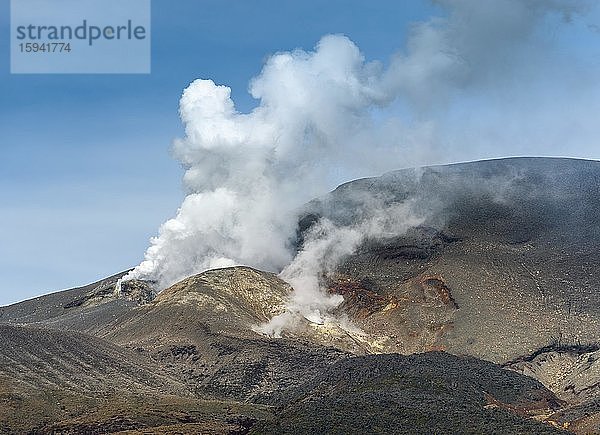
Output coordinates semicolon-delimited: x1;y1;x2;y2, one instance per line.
123;0;595;325
256;200;426;336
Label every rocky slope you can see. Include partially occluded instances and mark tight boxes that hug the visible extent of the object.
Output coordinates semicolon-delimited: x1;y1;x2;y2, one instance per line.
303;157;600;361
0;324;273;434
0;323;565;434
0;271;155;335
255;352;565;434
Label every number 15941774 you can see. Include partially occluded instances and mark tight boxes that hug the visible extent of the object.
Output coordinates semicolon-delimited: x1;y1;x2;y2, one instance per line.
19;42;72;53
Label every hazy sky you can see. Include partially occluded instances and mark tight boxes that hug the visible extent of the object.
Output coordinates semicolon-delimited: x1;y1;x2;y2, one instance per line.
0;0;599;305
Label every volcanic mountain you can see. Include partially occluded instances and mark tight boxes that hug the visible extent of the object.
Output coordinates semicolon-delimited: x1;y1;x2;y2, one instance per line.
1;157;599;434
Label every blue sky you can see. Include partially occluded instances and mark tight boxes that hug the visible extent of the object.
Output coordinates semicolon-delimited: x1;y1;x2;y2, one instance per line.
1;1;599;305
0;0;443;305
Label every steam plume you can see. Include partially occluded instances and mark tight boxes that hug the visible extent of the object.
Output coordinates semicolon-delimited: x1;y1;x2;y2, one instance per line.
123;0;595;324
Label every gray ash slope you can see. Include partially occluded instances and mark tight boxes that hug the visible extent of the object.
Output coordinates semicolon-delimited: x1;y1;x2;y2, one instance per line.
306;157;600;360
0;325;273;434
0;270;155;334
1;157;599;434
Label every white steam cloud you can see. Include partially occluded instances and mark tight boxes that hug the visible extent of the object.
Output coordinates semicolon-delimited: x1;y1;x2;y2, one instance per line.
123;0;596;326
126;34;392;287
258;201;426;336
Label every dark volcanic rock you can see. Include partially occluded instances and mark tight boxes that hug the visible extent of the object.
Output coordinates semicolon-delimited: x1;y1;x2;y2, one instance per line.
254;352;565;434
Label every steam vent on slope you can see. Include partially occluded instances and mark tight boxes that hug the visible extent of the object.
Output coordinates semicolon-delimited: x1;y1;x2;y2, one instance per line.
2;157;600;434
